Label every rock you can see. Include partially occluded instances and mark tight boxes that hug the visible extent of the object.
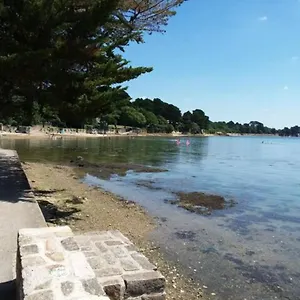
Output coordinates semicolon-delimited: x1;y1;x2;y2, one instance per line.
45;252;65;262
123;271;165;297
61;281;74;296
61;237;79;251
81;278;105;296
20;244;39;256
25;290;54;300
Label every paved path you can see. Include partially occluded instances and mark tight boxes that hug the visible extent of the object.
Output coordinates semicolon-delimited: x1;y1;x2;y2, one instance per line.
0;149;46;299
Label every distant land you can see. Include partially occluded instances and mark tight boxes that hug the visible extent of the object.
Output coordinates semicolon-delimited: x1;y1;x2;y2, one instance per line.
1;96;299;137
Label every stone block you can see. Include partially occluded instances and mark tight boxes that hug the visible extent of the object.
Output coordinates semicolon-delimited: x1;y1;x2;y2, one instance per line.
95;242;109;253
105;240;124;246
20;226;72;237
82;278;106;296
141;293;166;300
69;296;110;300
54;226;73;237
74;235;92;245
61;281;75;296
103;252;117;265
24;290;54;300
95;267;123;278
108;231;131;244
120;258;140;272
111;246;128;258
45;237;61;253
20;244;39;256
47;264;69;278
88;257;108;270
84;251;99;258
99;277;125;300
125;245;138;253
19;235;33;246
70;252;95;279
45;252;65;262
81;246;94;252
22;266;52;295
131;253;157;271
61;237;80;251
17;227;165;300
123;271;165;297
22;256;46;268
90;232;112;241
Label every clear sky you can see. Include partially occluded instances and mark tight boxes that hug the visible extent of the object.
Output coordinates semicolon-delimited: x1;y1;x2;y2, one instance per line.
124;0;300;129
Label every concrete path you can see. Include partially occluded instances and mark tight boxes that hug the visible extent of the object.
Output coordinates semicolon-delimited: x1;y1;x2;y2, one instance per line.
0;149;46;299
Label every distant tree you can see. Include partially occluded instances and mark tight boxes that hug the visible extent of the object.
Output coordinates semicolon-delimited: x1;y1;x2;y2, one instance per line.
119;106;146;127
133;98;154;112
290;126;300;137
163;104;181;126
191;109;209;129
190;122;201;134
140;109;159;125
165;124;174;134
157;115;168;125
182;111;192;123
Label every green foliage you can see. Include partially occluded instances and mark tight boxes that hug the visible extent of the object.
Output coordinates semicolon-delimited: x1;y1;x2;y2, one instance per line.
207;120;298;136
133;97;181;128
1;0;187;126
278;126;300;137
119;106;146;127
139;109;159;125
179;109;209;134
191;109;209;129
190;122;201;134
165;124;174;134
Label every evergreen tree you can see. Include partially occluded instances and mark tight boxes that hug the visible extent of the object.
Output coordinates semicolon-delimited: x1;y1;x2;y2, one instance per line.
0;0;186;126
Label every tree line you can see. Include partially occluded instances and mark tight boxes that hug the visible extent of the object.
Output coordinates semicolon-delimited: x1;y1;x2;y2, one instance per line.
208;121;300;137
0;1;298;137
101;96;209;134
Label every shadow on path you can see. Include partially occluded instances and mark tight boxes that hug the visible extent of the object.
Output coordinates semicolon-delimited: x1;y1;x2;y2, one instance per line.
0;150;46;299
0;155;34;203
0;280;16;300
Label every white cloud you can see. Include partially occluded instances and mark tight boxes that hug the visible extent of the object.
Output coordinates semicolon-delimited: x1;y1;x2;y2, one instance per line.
283;85;289;90
292;56;299;61
258;16;268;22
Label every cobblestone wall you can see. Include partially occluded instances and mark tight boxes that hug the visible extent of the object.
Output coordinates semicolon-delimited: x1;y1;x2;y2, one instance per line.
17;226;165;300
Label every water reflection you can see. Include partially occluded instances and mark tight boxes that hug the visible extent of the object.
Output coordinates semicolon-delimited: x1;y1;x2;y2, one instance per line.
0;136;209;167
2;136;300;299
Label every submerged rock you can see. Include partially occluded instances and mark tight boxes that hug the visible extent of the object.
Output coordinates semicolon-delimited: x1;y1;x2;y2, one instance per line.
169;192;236;215
70;159;167;179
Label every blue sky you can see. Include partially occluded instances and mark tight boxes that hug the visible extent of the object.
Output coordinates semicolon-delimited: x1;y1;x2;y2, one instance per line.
124;0;300;128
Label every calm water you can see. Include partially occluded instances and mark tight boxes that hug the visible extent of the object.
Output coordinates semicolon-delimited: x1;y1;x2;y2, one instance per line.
1;136;300;299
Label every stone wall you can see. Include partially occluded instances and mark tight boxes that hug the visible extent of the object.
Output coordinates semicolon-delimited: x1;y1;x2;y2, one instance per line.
17;226;165;300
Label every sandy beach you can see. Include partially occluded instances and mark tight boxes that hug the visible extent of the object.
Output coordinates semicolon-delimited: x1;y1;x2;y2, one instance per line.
22;162;205;300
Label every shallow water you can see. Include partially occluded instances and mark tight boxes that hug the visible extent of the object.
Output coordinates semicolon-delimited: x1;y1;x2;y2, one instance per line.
2;136;300;299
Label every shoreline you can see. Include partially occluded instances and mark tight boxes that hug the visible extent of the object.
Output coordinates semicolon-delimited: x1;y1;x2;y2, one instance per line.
22;161;205;300
0;130;280;140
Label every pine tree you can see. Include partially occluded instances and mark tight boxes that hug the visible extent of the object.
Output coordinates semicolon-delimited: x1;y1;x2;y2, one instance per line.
0;0;187;126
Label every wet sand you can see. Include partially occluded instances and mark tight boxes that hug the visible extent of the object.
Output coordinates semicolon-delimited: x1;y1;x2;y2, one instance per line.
22;162;205;300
